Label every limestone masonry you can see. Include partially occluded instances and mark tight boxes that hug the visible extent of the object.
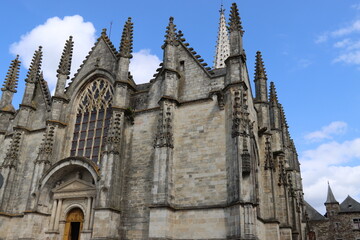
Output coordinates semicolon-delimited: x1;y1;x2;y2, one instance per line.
0;3;308;240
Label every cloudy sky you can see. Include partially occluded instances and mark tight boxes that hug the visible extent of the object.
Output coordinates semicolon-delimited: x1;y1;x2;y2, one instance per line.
1;0;360;214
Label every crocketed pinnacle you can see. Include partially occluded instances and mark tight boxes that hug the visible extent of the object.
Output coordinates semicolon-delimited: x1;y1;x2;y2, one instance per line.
25;46;43;83
269;81;279;105
325;183;339;204
57;36;74;78
163;17;178;48
214;6;230;68
229;3;244;35
39;71;51;106
254;51;267;80
119;17;134;58
2;55;21;93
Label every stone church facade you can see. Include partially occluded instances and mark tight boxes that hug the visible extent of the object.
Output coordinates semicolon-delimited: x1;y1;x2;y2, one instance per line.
0;3;306;240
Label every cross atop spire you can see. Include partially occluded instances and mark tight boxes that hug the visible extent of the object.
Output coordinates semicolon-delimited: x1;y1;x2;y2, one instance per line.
325;183;339;204
119;17;134;58
254;51;267;80
163;17;178;48
25;46;43;83
214;6;230;69
57;36;74;78
229;2;244;35
2;55;21;93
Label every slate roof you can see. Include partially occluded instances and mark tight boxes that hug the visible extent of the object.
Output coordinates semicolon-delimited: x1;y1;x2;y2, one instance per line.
340;195;360;213
304;200;326;221
325;184;338;204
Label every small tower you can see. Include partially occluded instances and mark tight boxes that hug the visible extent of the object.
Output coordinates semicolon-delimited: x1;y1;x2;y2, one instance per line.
214;5;230;69
325;183;340;217
54;36;74;97
254;51;268;103
0;55;20;112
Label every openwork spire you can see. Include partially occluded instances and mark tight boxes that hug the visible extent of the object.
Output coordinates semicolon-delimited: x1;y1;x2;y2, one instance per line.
214;7;230;68
25;46;43;83
269;82;279;105
119;17;134;58
57;36;74;78
254;51;267;80
229;3;244;35
2;55;21;93
163;17;178;47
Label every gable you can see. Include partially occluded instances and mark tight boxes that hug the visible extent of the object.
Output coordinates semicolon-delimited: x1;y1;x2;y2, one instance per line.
66;36;118;97
52;178;96;199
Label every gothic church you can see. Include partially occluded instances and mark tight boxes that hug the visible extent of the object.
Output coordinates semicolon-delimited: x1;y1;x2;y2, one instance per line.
0;3;306;240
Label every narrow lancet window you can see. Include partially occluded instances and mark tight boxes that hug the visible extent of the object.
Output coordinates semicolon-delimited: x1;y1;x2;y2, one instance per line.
70;79;113;164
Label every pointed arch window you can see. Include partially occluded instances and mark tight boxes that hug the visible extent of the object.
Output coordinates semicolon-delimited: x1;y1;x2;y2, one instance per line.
70;79;113;164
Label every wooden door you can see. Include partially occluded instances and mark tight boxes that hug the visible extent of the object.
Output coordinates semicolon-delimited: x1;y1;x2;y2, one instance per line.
63;208;84;240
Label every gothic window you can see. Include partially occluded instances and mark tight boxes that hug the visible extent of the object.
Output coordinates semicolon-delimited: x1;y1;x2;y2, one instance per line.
70;79;113;164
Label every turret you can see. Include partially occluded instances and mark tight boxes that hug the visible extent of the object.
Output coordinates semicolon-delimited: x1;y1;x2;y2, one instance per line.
114;17;133;109
54;36;73;97
253;51;270;130
214;6;230;69
116;17;133;83
228;3;244;57
225;3;247;86
269;82;283;151
161;17;180;99
325;183;340;217
254;51;268;103
18;46;42;127
0;55;20;112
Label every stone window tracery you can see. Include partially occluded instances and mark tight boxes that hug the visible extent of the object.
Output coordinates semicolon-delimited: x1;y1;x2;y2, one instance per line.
70;79;113;164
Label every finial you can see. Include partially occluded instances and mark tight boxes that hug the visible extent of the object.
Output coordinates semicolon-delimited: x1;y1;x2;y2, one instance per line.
25;46;43;83
269;82;279;105
57;36;74;78
220;0;224;13
254;51;267;80
101;28;107;36
163;16;178;48
229;2;244;35
119;17;134;58
2;55;21;93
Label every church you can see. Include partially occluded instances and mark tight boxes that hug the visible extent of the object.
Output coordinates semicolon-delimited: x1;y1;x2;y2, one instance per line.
0;3;306;239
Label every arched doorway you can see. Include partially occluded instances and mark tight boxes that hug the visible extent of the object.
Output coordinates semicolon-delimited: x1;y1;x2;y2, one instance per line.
63;208;84;240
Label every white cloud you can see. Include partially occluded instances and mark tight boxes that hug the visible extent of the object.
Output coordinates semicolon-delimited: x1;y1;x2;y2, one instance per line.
333;38;351;48
334;51;360;64
304;121;347;142
315;34;328;44
331;20;360;37
352;3;360;10
300;138;360;214
130;49;161;84
10;15;96;91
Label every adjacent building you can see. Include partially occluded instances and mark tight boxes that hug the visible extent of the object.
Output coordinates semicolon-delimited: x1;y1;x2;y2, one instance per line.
306;185;360;240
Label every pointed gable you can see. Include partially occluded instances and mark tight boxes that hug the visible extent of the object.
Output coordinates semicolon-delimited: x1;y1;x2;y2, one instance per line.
66;29;118;96
340;195;360;213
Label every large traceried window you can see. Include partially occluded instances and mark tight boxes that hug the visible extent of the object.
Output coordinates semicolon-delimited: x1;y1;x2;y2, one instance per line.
70;79;113;164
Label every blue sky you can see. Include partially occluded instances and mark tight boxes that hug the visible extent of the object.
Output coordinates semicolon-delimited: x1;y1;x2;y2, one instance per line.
1;0;360;213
